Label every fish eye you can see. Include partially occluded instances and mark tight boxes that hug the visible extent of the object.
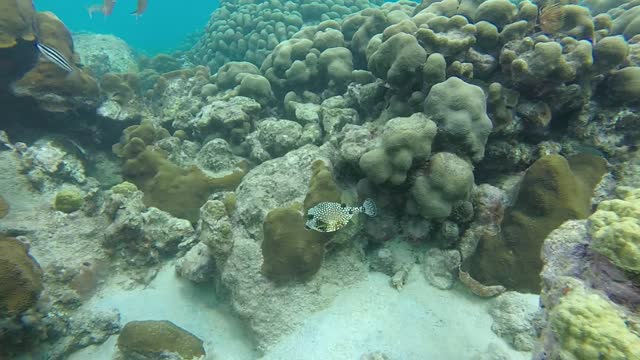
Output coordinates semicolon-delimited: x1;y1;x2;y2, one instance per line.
307;214;314;219
340;203;347;208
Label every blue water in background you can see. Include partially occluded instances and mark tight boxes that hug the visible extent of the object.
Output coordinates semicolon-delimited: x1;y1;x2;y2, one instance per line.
34;0;219;55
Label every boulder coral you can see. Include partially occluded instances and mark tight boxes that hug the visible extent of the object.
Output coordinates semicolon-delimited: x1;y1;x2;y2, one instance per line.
367;32;427;90
467;154;607;293
359;112;437;185
117;320;206;360
408;152;475;219
423;76;493;162
0;236;43;316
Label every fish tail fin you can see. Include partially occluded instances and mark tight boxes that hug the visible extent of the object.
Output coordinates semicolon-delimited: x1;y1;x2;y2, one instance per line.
361;198;377;217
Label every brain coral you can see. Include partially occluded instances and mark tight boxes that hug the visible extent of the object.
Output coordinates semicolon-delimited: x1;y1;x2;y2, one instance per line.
550;287;640;360
117;320;206;359
0;236;43;316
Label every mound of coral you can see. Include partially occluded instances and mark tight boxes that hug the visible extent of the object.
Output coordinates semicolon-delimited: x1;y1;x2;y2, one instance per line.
1;0;640;358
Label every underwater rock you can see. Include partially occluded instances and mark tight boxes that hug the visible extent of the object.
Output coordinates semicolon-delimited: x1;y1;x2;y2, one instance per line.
234;144;327;240
20;139;87;191
117;320;206;360
488;291;541;352
422;248;461;290
175;242;214;283
73;33;138;78
198;199;234;267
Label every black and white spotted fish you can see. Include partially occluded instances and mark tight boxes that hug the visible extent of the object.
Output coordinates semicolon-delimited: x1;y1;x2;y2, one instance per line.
305;198;377;233
36;42;75;73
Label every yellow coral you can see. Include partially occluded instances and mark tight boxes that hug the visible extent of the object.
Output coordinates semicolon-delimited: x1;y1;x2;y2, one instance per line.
590;187;640;273
550;287;640;360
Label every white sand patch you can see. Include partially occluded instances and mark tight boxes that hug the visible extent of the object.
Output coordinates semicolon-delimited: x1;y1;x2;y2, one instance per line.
69;264;259;360
69;263;535;360
262;269;534;360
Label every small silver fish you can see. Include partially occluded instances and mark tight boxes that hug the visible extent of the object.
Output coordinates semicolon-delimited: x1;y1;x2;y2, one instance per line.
305;198;377;233
36;42;74;73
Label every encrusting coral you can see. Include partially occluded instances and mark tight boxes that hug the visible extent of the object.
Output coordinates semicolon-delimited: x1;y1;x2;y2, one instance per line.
467;153;607;293
589;186;640;273
113;120;247;223
261;159;341;282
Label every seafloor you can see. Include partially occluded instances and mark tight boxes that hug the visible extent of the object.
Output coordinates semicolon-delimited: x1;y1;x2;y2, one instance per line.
1;0;640;359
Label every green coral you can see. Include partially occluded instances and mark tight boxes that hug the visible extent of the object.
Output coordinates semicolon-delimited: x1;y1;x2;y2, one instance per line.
261;160;340;282
550;287;640;360
367;32;427;90
409;152;475;219
113;120;246;223
117;320;206;360
111;181;138;195
467;154;607;292
424;77;493;162
0;236;43;316
359;113;437;185
590;187;640;273
54;189;84;213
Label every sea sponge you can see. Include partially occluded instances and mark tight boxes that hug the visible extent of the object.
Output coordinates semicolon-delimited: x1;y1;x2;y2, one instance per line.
117;320;206;360
367;32;427;90
550;287;640;359
409;152;475;219
359;113;437;185
424;76;493;162
0;236;43;316
467;154;608;293
589;187;640;273
53;188;84;213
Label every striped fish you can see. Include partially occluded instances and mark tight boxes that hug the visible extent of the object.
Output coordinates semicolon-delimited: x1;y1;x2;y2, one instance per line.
36;43;74;73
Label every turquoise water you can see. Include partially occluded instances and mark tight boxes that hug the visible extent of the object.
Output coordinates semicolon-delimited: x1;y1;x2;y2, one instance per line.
34;0;219;54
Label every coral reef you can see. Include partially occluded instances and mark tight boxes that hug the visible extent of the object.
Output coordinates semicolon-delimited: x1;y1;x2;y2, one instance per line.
188;0;383;72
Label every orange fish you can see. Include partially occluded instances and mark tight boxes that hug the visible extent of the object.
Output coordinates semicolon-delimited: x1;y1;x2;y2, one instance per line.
131;0;148;16
87;0;116;18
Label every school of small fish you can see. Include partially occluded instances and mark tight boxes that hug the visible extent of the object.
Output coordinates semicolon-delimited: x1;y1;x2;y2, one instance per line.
305;198;377;233
88;0;148;18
